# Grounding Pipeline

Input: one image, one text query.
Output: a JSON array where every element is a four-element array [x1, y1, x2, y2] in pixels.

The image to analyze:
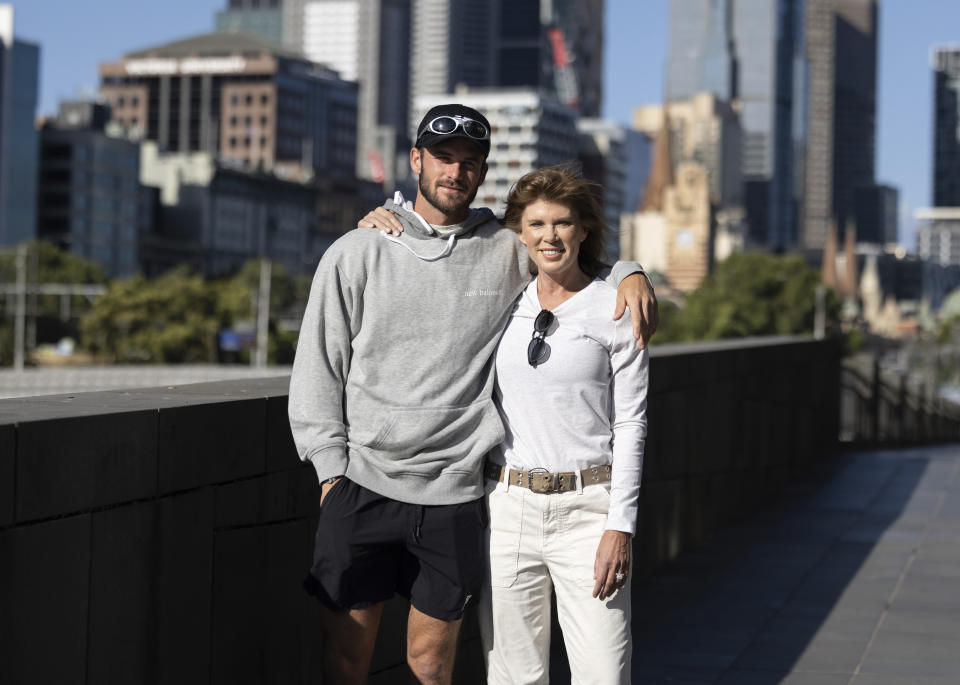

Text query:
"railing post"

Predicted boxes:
[[898, 373, 907, 443], [870, 356, 881, 444]]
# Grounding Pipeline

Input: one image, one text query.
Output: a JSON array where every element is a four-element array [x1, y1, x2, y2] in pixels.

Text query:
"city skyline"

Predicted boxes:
[[13, 0, 960, 248]]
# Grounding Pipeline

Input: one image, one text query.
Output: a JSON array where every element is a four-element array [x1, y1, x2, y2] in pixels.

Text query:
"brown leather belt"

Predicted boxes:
[[484, 461, 611, 494]]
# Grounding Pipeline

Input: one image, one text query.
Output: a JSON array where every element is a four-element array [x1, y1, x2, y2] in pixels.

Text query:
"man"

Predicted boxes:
[[289, 104, 657, 684]]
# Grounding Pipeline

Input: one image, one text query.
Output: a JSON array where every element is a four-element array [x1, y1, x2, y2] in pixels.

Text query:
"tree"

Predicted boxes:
[[0, 242, 108, 365], [655, 252, 839, 343], [81, 268, 220, 363], [79, 259, 303, 365]]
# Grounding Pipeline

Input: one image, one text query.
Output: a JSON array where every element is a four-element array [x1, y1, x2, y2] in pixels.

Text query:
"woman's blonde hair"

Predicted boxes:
[[502, 165, 610, 276]]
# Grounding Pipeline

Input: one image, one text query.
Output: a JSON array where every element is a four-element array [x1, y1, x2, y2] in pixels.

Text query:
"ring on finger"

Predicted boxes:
[[615, 572, 625, 582]]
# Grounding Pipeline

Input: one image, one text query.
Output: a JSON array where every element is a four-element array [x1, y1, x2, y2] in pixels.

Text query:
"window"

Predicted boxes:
[[229, 137, 237, 148], [245, 137, 251, 147], [131, 95, 139, 107], [260, 116, 267, 126], [260, 136, 267, 148], [245, 94, 253, 105], [245, 116, 252, 126], [261, 93, 269, 105], [231, 94, 239, 106], [230, 116, 237, 126], [117, 96, 125, 108]]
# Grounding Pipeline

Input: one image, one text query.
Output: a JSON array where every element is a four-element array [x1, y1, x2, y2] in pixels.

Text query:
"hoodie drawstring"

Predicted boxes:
[[411, 505, 424, 543], [382, 233, 456, 262]]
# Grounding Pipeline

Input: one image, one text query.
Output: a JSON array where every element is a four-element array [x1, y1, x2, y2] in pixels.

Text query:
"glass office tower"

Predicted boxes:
[[667, 0, 805, 249], [0, 6, 39, 247], [933, 47, 960, 207]]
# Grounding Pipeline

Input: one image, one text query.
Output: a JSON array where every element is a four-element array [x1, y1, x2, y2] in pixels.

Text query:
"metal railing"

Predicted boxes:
[[840, 352, 960, 444]]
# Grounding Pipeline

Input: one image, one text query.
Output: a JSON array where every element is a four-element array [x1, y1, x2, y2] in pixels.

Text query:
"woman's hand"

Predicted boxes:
[[592, 530, 631, 601], [357, 207, 404, 235]]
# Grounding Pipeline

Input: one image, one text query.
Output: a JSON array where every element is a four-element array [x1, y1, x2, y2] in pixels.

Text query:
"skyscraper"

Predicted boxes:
[[666, 0, 805, 250], [0, 5, 40, 247], [300, 0, 411, 185], [408, 0, 605, 132], [933, 47, 960, 207], [801, 0, 878, 250]]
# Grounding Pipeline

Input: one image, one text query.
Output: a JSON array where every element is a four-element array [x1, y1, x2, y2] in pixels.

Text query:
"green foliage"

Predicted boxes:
[[0, 242, 108, 365], [654, 252, 839, 343], [78, 259, 302, 365], [0, 241, 108, 285], [81, 268, 220, 363]]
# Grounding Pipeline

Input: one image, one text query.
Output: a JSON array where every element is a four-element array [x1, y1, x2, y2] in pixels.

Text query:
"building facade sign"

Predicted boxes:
[[124, 56, 247, 76]]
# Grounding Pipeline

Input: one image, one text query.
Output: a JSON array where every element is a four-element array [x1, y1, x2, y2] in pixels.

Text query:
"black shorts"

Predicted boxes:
[[304, 477, 486, 621]]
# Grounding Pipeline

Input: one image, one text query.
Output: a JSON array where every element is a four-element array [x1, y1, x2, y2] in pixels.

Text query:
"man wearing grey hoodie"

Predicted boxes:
[[289, 104, 657, 684]]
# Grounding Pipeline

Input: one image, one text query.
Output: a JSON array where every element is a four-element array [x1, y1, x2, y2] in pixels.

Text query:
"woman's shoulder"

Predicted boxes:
[[580, 278, 619, 310]]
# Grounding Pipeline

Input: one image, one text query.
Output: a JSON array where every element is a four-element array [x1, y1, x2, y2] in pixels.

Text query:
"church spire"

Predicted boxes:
[[639, 108, 673, 212]]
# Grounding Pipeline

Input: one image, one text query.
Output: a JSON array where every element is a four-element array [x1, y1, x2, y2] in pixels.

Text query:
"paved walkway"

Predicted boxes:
[[626, 445, 960, 685]]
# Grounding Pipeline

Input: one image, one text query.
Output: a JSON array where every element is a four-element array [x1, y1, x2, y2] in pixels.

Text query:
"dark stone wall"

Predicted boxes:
[[0, 337, 843, 684]]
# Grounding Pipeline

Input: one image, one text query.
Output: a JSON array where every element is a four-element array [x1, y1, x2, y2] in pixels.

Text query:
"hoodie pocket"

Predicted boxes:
[[374, 401, 501, 467], [346, 395, 499, 467]]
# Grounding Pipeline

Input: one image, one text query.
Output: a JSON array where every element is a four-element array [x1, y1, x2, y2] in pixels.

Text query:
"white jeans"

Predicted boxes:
[[479, 478, 632, 685]]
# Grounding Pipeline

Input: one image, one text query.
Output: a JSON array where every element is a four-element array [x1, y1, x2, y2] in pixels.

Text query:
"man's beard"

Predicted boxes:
[[419, 173, 479, 217]]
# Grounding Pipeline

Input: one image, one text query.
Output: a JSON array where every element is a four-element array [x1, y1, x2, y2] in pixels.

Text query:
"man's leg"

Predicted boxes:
[[320, 602, 385, 684], [406, 605, 461, 685]]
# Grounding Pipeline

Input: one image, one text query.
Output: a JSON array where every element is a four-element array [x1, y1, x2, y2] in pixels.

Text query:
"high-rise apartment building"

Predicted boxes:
[[409, 0, 604, 132], [666, 0, 805, 250], [0, 5, 40, 247], [802, 0, 878, 250], [299, 0, 411, 185], [932, 47, 960, 207], [98, 32, 358, 182]]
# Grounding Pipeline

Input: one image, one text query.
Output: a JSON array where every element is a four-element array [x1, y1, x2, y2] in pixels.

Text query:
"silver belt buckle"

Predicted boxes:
[[528, 471, 561, 494]]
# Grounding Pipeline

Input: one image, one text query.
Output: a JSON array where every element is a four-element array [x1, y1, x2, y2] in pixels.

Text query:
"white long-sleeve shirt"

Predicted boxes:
[[493, 278, 649, 534]]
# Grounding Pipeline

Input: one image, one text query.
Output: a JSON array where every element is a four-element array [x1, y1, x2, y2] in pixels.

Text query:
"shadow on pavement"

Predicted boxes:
[[548, 447, 948, 684]]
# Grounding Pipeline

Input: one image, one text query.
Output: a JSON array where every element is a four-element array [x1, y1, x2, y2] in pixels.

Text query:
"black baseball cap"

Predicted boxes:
[[415, 104, 491, 157]]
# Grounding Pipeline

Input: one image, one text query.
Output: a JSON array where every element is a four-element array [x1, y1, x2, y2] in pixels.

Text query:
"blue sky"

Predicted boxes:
[[14, 0, 960, 248]]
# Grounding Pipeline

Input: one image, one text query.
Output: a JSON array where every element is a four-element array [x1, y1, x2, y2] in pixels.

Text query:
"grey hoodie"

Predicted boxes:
[[288, 194, 640, 505]]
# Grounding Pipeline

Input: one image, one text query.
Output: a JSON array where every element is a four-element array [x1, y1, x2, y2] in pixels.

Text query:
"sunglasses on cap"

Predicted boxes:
[[424, 115, 490, 141]]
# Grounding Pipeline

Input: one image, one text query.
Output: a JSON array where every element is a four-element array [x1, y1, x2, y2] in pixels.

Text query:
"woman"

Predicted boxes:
[[480, 166, 648, 684]]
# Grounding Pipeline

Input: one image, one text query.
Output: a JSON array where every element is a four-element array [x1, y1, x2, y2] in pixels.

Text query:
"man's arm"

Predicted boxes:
[[288, 247, 360, 484], [358, 205, 659, 346]]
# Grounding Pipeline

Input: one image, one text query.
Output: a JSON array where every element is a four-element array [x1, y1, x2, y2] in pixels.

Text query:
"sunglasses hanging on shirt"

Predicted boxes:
[[527, 309, 555, 367]]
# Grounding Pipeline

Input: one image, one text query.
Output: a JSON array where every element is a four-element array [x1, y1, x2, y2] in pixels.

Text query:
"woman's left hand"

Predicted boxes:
[[593, 530, 632, 601]]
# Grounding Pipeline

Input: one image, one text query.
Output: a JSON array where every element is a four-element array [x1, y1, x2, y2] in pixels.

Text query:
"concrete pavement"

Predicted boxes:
[[624, 445, 960, 684]]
